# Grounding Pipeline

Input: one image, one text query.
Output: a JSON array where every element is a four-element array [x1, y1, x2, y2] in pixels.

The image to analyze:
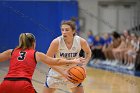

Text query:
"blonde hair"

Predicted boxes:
[[17, 33, 36, 50]]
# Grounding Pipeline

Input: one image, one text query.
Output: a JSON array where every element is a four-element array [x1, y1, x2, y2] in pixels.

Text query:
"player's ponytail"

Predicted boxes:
[[70, 17, 77, 36], [17, 33, 36, 50], [70, 17, 77, 23]]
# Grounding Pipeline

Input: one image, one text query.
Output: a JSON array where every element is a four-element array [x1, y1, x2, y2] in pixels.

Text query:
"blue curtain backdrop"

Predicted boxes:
[[0, 1, 79, 53]]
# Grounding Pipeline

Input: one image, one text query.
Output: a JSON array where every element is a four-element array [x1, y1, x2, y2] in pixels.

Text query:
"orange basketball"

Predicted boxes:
[[68, 66, 86, 84]]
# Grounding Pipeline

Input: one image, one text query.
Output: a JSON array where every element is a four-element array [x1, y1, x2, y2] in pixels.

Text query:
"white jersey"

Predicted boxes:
[[45, 35, 82, 88], [56, 35, 81, 60], [48, 35, 81, 77]]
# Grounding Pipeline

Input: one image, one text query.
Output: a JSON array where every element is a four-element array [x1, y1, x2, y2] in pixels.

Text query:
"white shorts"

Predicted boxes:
[[44, 67, 83, 89], [44, 75, 82, 89], [127, 50, 136, 58]]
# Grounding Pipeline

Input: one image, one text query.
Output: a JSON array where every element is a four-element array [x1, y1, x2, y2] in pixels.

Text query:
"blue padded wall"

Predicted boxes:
[[0, 1, 78, 53]]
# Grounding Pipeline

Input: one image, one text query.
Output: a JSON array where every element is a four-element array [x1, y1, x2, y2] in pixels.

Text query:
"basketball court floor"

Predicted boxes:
[[0, 61, 140, 93]]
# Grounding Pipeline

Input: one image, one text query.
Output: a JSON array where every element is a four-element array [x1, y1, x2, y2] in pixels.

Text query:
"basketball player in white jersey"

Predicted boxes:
[[43, 19, 91, 93]]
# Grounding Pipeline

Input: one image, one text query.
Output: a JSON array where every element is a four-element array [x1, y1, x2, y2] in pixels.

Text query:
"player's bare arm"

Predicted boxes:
[[0, 49, 12, 62], [46, 38, 59, 57], [36, 52, 82, 66], [80, 38, 91, 64]]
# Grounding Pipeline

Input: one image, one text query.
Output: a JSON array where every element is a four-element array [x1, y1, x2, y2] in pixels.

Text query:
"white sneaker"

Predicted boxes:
[[103, 60, 110, 65], [107, 60, 112, 65], [101, 60, 107, 64], [127, 64, 134, 70], [112, 60, 119, 66], [119, 64, 128, 69]]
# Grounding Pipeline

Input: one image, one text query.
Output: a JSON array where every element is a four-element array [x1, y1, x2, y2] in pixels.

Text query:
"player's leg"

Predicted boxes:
[[43, 87, 56, 93], [71, 86, 84, 93], [43, 76, 57, 93]]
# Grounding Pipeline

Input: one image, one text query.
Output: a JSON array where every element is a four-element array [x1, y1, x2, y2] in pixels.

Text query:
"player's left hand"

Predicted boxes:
[[73, 57, 86, 66]]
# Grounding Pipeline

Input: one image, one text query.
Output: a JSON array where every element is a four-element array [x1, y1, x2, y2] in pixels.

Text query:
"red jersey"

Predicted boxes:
[[5, 48, 37, 80]]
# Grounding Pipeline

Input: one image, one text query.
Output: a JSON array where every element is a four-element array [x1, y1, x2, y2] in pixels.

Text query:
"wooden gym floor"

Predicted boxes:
[[0, 61, 140, 93]]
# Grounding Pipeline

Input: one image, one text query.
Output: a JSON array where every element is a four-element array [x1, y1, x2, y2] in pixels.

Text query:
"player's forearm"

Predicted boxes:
[[54, 58, 76, 65], [0, 53, 7, 62], [0, 50, 11, 62], [0, 57, 8, 62], [84, 52, 91, 64], [38, 52, 77, 66]]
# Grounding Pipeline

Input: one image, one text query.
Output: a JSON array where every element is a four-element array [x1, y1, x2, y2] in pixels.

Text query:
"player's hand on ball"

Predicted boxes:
[[73, 58, 85, 66], [67, 66, 86, 84], [62, 71, 75, 83]]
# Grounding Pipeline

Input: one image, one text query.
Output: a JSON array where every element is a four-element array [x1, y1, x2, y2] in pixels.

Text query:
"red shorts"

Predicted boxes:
[[0, 80, 36, 93]]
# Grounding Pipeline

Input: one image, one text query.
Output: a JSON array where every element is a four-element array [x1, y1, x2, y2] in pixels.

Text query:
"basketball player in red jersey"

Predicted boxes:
[[0, 33, 84, 93]]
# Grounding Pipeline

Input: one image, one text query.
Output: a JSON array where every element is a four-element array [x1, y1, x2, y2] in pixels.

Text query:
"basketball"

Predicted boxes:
[[68, 66, 86, 84]]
